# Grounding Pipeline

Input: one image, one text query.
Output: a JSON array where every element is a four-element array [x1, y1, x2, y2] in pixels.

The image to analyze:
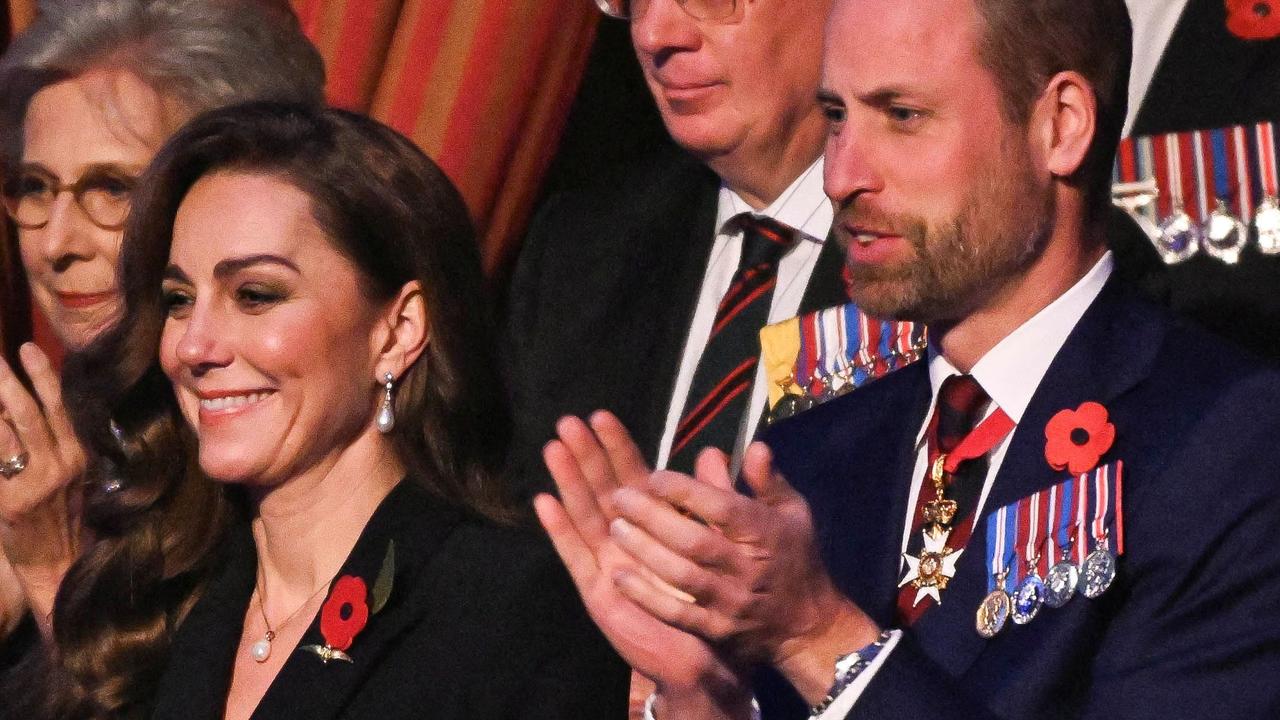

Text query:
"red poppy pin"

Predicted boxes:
[[1044, 401, 1115, 475], [302, 541, 396, 664], [1226, 0, 1280, 41]]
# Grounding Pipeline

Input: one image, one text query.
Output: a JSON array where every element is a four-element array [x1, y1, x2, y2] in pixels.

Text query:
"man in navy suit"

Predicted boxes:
[[536, 0, 1280, 717]]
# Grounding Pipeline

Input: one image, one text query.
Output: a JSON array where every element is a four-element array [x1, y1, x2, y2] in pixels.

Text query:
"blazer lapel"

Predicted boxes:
[[906, 280, 1166, 677], [632, 170, 722, 462], [151, 522, 257, 720], [798, 234, 849, 315], [797, 362, 932, 625], [1132, 0, 1273, 135], [250, 483, 464, 720]]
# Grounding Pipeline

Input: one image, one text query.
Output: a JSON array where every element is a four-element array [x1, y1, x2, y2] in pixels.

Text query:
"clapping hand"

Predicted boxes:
[[598, 438, 883, 704], [534, 412, 754, 719], [0, 343, 88, 636]]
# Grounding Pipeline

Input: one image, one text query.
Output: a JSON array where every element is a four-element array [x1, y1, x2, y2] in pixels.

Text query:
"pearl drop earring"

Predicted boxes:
[[377, 372, 396, 433]]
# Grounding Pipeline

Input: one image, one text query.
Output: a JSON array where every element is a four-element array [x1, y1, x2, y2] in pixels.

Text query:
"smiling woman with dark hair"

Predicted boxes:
[[28, 103, 627, 720], [0, 0, 326, 660]]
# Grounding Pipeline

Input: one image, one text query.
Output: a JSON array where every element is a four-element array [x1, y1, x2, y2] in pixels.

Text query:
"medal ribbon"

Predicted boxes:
[[1210, 128, 1233, 209], [1056, 476, 1075, 560], [940, 408, 1015, 475], [843, 308, 868, 385], [1074, 473, 1089, 565], [811, 310, 829, 395], [1257, 122, 1278, 199], [1114, 461, 1125, 556], [1091, 467, 1110, 552], [1192, 131, 1211, 221], [986, 504, 1006, 593], [821, 306, 843, 386], [1229, 127, 1254, 221], [796, 311, 820, 394], [1022, 488, 1043, 579]]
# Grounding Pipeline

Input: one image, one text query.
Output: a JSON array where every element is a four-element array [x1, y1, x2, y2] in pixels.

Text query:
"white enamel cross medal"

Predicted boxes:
[[898, 526, 963, 607]]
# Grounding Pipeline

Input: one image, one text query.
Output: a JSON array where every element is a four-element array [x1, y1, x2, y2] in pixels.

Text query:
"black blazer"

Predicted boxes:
[[756, 278, 1280, 718], [150, 482, 628, 720], [1109, 0, 1280, 360], [504, 148, 849, 495]]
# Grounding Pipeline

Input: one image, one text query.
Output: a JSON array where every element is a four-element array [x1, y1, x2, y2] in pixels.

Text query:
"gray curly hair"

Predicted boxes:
[[0, 0, 326, 167]]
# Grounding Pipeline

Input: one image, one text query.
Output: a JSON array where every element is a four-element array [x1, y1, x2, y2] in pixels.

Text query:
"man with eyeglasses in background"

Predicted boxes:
[[504, 0, 847, 712]]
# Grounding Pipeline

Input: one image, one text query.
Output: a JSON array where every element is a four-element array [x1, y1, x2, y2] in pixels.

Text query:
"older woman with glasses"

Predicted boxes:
[[0, 0, 324, 662]]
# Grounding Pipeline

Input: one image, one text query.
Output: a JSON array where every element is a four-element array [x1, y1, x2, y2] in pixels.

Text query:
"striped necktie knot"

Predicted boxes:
[[728, 213, 799, 271], [935, 374, 990, 454]]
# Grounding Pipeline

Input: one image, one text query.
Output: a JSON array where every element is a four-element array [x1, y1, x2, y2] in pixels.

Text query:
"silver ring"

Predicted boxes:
[[0, 452, 28, 478]]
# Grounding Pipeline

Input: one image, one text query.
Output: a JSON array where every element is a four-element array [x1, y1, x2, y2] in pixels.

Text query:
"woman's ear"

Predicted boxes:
[[1031, 70, 1098, 179], [373, 281, 429, 380]]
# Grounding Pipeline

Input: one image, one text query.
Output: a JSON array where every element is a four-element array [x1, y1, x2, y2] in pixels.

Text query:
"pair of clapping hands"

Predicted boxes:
[[533, 411, 882, 719]]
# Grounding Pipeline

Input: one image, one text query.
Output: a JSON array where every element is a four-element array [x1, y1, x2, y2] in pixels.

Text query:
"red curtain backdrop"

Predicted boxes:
[[3, 0, 598, 356]]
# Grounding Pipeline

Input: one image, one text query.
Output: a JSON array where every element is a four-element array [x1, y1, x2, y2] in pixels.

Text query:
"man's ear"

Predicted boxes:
[[372, 281, 429, 381], [1031, 70, 1098, 179]]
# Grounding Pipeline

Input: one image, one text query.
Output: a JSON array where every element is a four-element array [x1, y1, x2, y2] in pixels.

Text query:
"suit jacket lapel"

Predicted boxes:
[[798, 234, 850, 315], [791, 362, 932, 625], [250, 483, 463, 720], [152, 483, 465, 720], [630, 167, 721, 463], [151, 521, 257, 720], [906, 280, 1166, 677], [1132, 0, 1273, 135]]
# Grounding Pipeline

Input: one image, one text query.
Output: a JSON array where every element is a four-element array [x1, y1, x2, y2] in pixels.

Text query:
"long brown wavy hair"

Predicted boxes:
[[44, 103, 513, 718]]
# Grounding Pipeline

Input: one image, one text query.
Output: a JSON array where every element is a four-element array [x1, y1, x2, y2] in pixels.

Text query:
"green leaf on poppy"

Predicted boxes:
[[371, 540, 395, 614]]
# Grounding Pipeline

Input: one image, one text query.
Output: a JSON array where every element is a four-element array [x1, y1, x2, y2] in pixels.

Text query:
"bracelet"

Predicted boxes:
[[807, 629, 895, 718]]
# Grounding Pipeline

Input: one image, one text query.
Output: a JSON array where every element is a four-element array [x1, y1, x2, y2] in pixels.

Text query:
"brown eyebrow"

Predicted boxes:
[[213, 254, 300, 278], [816, 89, 844, 106], [18, 161, 149, 178], [162, 254, 300, 284]]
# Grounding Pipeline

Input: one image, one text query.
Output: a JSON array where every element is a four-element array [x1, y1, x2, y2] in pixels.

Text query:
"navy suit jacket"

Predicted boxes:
[[758, 279, 1280, 719]]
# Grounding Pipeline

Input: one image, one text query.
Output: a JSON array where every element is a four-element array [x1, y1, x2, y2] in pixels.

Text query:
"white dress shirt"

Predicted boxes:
[[654, 157, 832, 470], [818, 253, 1115, 718], [1123, 0, 1191, 136]]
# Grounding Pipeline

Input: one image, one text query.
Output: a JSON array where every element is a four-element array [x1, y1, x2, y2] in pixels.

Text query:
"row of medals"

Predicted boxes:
[[767, 341, 928, 425], [975, 532, 1117, 639], [1113, 182, 1280, 265]]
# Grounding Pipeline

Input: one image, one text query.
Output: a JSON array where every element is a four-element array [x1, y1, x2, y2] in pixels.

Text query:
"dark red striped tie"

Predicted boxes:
[[667, 213, 797, 474], [896, 374, 991, 625]]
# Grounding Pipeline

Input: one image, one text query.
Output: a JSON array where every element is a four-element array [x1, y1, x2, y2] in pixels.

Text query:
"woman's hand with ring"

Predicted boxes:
[[0, 342, 89, 637]]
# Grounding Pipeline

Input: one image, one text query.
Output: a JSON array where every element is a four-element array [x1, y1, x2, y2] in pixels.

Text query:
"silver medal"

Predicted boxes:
[[1256, 197, 1280, 255], [1202, 202, 1249, 265], [1044, 560, 1080, 609], [1010, 573, 1046, 625], [1156, 210, 1202, 264], [1080, 547, 1116, 599], [975, 589, 1011, 639]]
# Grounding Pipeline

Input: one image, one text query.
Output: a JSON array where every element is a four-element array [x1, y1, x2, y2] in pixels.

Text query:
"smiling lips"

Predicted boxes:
[[55, 290, 116, 310], [197, 390, 275, 419]]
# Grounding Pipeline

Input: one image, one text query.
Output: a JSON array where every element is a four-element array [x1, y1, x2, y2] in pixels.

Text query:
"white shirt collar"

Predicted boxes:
[[927, 252, 1115, 423], [715, 156, 830, 244]]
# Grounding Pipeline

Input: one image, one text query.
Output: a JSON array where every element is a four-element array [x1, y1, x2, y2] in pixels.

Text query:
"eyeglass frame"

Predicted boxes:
[[1, 164, 139, 232], [592, 0, 740, 23]]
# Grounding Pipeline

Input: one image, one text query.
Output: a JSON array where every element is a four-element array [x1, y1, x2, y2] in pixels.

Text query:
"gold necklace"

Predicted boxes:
[[249, 569, 336, 664]]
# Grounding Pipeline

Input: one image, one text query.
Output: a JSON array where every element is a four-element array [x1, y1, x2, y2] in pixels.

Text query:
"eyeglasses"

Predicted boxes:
[[593, 0, 739, 23], [2, 165, 138, 231]]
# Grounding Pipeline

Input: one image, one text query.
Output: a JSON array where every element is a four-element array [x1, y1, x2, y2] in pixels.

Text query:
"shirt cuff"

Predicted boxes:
[[814, 628, 903, 719]]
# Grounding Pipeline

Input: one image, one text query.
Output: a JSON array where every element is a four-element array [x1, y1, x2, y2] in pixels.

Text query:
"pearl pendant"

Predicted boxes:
[[251, 636, 272, 663], [376, 400, 395, 433]]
